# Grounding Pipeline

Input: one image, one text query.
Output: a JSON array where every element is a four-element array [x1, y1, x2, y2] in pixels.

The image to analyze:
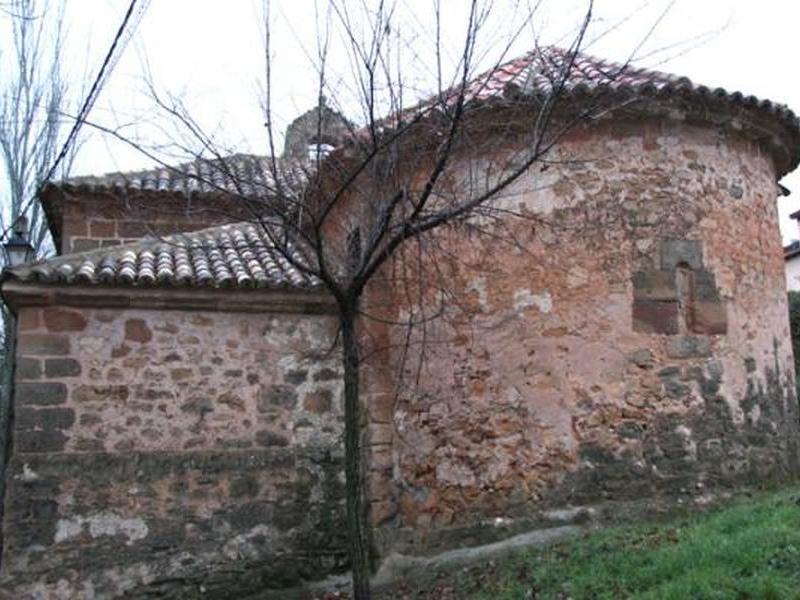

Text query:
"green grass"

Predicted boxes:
[[386, 486, 800, 599], [473, 487, 800, 600]]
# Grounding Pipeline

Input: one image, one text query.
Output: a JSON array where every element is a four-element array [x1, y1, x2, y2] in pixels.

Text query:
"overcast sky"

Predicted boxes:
[[27, 0, 800, 241]]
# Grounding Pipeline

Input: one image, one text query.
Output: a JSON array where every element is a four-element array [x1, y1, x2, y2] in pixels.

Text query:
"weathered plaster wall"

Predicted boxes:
[[1, 305, 347, 597], [374, 118, 800, 552], [785, 254, 800, 291]]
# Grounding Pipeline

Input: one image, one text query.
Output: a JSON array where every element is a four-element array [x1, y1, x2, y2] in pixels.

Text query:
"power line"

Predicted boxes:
[[1, 0, 149, 243]]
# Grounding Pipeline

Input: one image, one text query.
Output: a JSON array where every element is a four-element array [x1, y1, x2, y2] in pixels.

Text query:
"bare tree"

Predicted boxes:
[[0, 0, 77, 263], [82, 0, 680, 596], [0, 0, 82, 562]]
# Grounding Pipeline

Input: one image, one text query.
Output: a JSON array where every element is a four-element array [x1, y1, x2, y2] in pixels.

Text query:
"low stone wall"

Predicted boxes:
[[1, 304, 347, 598]]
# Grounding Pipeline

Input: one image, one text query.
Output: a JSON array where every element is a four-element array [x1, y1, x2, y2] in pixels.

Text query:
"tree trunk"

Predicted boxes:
[[340, 304, 371, 599]]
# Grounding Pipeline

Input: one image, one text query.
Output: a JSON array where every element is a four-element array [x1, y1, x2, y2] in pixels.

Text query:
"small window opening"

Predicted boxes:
[[308, 143, 335, 160], [675, 262, 694, 333]]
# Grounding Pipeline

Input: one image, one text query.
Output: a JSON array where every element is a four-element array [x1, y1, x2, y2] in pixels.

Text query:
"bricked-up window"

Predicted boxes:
[[632, 240, 727, 335], [675, 262, 694, 333]]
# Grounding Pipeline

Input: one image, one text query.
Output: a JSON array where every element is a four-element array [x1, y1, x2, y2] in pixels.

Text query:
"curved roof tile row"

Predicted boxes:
[[3, 223, 320, 290], [56, 154, 308, 197]]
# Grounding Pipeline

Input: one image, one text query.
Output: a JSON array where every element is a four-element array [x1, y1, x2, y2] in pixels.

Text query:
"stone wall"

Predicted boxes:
[[44, 190, 244, 254], [372, 117, 800, 553], [1, 304, 347, 598]]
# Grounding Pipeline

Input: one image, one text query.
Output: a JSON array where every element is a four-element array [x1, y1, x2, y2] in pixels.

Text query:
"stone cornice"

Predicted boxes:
[[1, 281, 338, 315]]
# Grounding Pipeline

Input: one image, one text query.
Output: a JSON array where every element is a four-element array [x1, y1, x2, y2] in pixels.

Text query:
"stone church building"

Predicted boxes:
[[1, 48, 799, 597]]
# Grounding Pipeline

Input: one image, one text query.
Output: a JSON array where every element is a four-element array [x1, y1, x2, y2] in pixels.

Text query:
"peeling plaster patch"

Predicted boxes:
[[78, 336, 106, 354], [435, 460, 477, 487], [514, 289, 552, 313], [567, 266, 589, 288], [222, 525, 275, 561], [542, 507, 596, 524], [467, 276, 489, 311], [54, 520, 82, 544], [55, 513, 148, 545], [19, 463, 38, 482]]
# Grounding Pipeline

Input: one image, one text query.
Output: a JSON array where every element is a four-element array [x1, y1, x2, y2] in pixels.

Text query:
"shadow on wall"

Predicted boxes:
[[788, 292, 800, 401]]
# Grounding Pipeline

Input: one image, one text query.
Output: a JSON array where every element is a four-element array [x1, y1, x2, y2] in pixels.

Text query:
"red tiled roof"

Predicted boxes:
[[53, 154, 307, 198], [462, 46, 692, 101], [2, 222, 319, 290], [437, 46, 796, 118]]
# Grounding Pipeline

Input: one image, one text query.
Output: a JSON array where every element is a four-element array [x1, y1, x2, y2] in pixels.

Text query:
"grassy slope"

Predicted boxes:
[[384, 486, 800, 600]]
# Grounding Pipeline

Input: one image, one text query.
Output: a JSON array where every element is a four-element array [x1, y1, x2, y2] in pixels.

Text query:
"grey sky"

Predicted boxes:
[[37, 0, 800, 241]]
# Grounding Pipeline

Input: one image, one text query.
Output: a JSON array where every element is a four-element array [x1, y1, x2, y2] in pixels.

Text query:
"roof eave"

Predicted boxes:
[[40, 183, 66, 253], [0, 280, 337, 315]]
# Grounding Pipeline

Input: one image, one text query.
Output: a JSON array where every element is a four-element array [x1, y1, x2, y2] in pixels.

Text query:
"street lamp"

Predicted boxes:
[[4, 216, 34, 268]]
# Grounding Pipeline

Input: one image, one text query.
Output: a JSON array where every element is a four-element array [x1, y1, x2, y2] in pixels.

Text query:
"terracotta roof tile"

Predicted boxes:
[[56, 153, 307, 198], [453, 46, 796, 118], [371, 47, 797, 151], [3, 222, 319, 290]]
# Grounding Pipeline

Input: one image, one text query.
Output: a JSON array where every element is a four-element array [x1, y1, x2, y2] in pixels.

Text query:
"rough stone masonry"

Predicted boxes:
[[1, 47, 800, 598], [372, 116, 800, 554], [1, 302, 348, 597]]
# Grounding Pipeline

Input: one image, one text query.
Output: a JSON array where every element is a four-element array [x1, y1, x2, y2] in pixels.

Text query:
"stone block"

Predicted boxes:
[[665, 335, 712, 359], [44, 358, 82, 378], [18, 309, 40, 331], [285, 369, 308, 384], [368, 423, 393, 446], [72, 238, 100, 252], [117, 221, 149, 237], [16, 382, 67, 406], [303, 389, 332, 414], [16, 357, 41, 380], [628, 349, 654, 368], [16, 429, 67, 453], [258, 385, 297, 411], [170, 368, 193, 381], [180, 397, 213, 415], [368, 393, 395, 423], [16, 407, 76, 431], [658, 366, 681, 378], [230, 476, 260, 498], [632, 299, 679, 334], [89, 220, 116, 237], [370, 499, 397, 525], [663, 379, 691, 399], [313, 367, 339, 381], [367, 472, 394, 501], [124, 319, 152, 343], [693, 270, 720, 302], [255, 430, 289, 447], [72, 384, 129, 403], [74, 437, 104, 452], [370, 446, 393, 471], [617, 421, 644, 439], [660, 239, 703, 270], [42, 308, 88, 332], [692, 301, 727, 335], [18, 334, 70, 356], [631, 270, 677, 301]]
